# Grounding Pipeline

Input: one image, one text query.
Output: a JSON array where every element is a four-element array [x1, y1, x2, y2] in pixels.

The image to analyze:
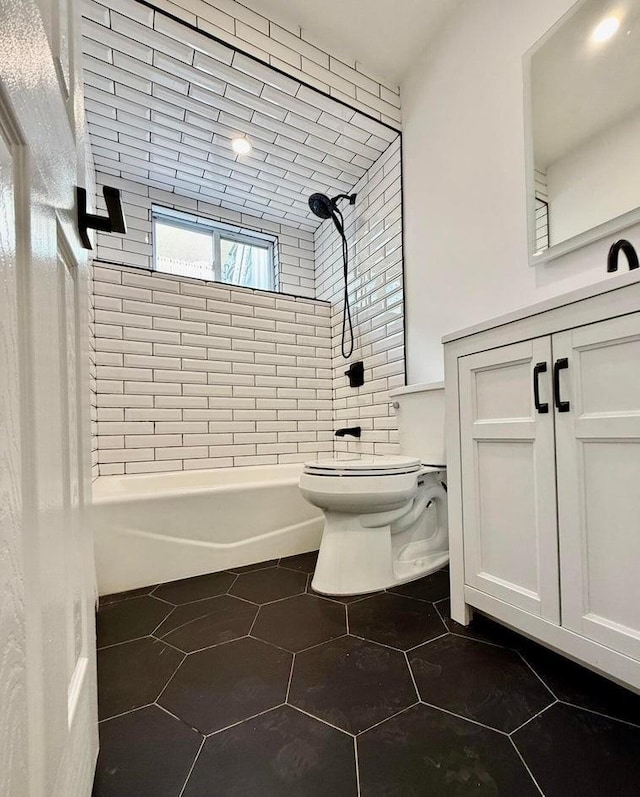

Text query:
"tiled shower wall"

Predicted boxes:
[[315, 138, 404, 456], [94, 172, 316, 297], [145, 0, 402, 128], [93, 263, 333, 474], [91, 139, 404, 474]]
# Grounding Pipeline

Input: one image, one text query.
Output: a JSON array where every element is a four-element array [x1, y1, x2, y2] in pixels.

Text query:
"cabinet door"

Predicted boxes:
[[554, 313, 640, 660], [459, 338, 559, 621]]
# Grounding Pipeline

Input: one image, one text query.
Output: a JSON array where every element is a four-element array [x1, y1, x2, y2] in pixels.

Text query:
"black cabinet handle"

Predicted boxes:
[[553, 358, 570, 412], [533, 362, 549, 413]]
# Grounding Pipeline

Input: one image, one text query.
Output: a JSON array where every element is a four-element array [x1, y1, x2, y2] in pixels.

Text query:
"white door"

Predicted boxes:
[[459, 338, 559, 621], [554, 313, 640, 661], [0, 0, 98, 794]]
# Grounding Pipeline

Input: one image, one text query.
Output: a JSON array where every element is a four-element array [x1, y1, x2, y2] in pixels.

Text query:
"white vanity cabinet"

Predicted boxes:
[[444, 272, 640, 691]]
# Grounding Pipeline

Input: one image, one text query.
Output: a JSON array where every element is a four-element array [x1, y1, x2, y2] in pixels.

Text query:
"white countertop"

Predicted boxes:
[[442, 269, 640, 344]]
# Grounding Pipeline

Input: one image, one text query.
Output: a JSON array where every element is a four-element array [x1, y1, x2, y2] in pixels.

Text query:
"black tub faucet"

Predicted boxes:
[[607, 239, 639, 272], [335, 426, 362, 438]]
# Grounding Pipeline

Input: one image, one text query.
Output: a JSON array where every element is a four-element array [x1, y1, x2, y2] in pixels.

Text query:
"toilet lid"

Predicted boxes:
[[304, 455, 422, 476]]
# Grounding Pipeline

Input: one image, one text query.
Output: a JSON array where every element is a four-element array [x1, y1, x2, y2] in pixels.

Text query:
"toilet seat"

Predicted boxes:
[[304, 455, 422, 477]]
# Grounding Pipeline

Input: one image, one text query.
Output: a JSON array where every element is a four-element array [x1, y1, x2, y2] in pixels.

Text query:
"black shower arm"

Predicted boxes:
[[332, 193, 357, 206]]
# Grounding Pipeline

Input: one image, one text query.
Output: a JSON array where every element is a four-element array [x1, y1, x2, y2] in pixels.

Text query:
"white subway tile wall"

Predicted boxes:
[[82, 0, 401, 128], [94, 171, 316, 297], [315, 139, 404, 456], [92, 262, 333, 473], [81, 0, 398, 234]]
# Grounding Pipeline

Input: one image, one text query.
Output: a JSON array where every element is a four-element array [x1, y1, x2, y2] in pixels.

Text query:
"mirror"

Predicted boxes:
[[525, 0, 640, 263]]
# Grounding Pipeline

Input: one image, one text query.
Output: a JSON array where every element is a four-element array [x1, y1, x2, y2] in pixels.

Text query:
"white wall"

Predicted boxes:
[[401, 0, 640, 383], [547, 107, 640, 245]]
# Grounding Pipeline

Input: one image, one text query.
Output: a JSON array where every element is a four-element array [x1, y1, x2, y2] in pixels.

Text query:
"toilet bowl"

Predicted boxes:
[[298, 383, 449, 595]]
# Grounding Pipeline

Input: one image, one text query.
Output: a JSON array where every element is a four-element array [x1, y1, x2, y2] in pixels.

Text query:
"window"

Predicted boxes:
[[152, 210, 275, 291]]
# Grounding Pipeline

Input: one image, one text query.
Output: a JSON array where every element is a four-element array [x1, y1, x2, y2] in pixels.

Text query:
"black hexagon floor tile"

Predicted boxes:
[[519, 641, 640, 726], [358, 704, 540, 797], [182, 705, 357, 797], [93, 705, 202, 797], [408, 634, 554, 733], [152, 571, 236, 604], [158, 636, 291, 734], [97, 595, 173, 648], [154, 594, 257, 653], [252, 593, 346, 652], [435, 599, 527, 650], [289, 636, 417, 734], [513, 702, 640, 797], [279, 550, 319, 573], [97, 637, 183, 721], [386, 567, 450, 603], [348, 592, 446, 650], [229, 566, 307, 604]]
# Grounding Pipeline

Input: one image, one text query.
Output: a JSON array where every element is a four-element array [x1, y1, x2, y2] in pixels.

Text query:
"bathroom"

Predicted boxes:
[[1, 0, 639, 794]]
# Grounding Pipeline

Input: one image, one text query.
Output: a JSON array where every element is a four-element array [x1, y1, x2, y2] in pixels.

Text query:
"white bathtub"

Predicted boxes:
[[92, 464, 323, 596]]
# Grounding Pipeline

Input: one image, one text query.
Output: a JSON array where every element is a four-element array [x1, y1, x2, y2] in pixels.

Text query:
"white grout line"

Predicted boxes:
[[419, 701, 511, 736], [404, 651, 421, 703], [557, 700, 640, 730], [97, 702, 155, 724], [97, 633, 152, 651], [287, 704, 356, 737], [178, 736, 206, 797], [151, 606, 177, 637], [353, 736, 362, 797], [356, 702, 419, 736], [154, 652, 188, 705], [509, 736, 546, 796], [204, 704, 285, 738], [508, 701, 558, 736], [154, 701, 202, 733], [404, 630, 450, 654], [516, 651, 558, 701], [247, 606, 261, 636], [285, 654, 295, 702]]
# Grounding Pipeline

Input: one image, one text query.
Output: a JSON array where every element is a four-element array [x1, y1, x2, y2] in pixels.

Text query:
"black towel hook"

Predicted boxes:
[[76, 185, 127, 250], [607, 239, 639, 273]]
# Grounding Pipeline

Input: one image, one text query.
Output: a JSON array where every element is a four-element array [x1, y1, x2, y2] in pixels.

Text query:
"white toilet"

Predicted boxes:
[[299, 382, 448, 595]]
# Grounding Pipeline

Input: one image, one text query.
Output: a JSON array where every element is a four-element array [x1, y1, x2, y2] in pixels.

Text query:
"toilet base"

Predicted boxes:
[[311, 549, 449, 596], [310, 480, 449, 596]]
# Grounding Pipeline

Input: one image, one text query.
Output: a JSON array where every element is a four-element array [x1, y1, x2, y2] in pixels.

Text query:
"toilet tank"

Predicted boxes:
[[389, 382, 445, 466]]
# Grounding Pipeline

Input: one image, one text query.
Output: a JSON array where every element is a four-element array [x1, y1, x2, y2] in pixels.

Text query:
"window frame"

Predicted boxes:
[[151, 209, 276, 291]]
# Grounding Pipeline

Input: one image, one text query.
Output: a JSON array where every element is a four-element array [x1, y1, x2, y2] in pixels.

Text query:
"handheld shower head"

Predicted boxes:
[[307, 190, 357, 360], [308, 192, 357, 220], [308, 192, 334, 220]]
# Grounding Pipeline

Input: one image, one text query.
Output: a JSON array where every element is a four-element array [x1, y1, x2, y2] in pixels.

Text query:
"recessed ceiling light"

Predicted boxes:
[[591, 15, 620, 43], [231, 137, 251, 155]]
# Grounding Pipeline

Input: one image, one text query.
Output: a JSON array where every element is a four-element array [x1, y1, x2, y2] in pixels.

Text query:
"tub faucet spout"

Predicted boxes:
[[335, 426, 361, 438]]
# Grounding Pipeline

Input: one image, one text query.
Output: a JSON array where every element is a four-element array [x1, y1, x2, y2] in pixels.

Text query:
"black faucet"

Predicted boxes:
[[607, 239, 639, 273], [335, 426, 362, 438]]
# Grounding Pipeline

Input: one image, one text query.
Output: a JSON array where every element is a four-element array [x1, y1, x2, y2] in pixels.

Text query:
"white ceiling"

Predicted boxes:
[[81, 0, 398, 231], [532, 0, 640, 168], [240, 0, 460, 85]]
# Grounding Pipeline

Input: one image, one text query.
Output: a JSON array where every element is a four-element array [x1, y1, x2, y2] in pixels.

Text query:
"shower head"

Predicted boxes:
[[308, 192, 357, 220], [308, 192, 334, 220]]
